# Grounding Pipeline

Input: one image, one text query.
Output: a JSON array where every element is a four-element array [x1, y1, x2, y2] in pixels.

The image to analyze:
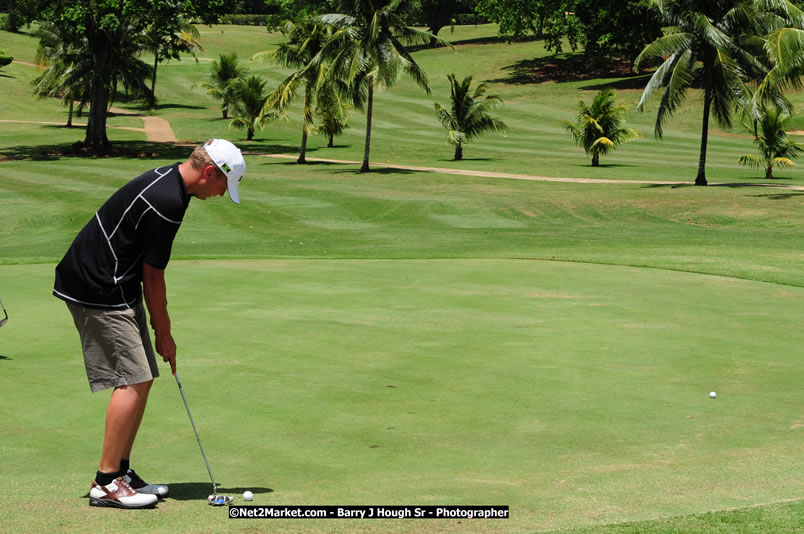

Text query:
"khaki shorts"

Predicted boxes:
[[66, 301, 160, 392]]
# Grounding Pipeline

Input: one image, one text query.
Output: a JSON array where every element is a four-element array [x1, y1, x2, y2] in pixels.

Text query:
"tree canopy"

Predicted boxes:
[[33, 0, 225, 151]]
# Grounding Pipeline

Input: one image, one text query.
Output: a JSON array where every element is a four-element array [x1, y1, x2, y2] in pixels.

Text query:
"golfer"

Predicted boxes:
[[53, 139, 245, 509]]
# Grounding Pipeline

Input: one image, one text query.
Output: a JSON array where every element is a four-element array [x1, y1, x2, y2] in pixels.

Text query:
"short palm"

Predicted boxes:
[[433, 73, 507, 161], [738, 105, 803, 179], [564, 88, 639, 167], [198, 52, 248, 119], [229, 75, 273, 141]]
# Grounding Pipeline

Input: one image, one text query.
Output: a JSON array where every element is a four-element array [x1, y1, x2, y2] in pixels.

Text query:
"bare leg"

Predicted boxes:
[[99, 380, 153, 474]]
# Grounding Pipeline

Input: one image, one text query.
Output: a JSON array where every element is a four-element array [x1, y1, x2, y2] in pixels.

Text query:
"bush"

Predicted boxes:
[[218, 14, 269, 26], [0, 49, 13, 68], [451, 13, 489, 25]]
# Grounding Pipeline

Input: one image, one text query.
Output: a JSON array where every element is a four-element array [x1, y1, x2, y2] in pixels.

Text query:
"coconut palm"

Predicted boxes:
[[32, 22, 91, 127], [319, 0, 446, 172], [197, 52, 248, 119], [257, 20, 332, 163], [433, 73, 508, 161], [229, 75, 275, 141], [314, 72, 350, 148], [563, 88, 640, 167], [738, 104, 803, 178], [635, 0, 804, 185]]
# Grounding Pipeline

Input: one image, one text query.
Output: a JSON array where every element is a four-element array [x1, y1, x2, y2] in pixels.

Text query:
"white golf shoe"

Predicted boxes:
[[125, 469, 170, 498], [89, 476, 158, 509]]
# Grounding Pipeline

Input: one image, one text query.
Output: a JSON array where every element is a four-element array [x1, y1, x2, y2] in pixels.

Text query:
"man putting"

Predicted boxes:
[[54, 139, 245, 509]]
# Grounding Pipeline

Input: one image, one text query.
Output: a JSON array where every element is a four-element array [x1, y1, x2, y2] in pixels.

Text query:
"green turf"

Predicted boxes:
[[2, 261, 803, 533], [1, 22, 803, 534]]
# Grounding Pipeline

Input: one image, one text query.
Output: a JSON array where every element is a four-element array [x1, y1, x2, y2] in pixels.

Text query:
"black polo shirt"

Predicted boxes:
[[54, 163, 190, 309]]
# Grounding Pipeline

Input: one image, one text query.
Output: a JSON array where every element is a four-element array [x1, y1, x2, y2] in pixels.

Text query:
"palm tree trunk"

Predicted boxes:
[[592, 151, 599, 167], [454, 143, 462, 160], [248, 126, 254, 141], [298, 86, 311, 164], [67, 99, 74, 127], [298, 127, 308, 163], [360, 80, 374, 173], [328, 134, 334, 148], [695, 85, 711, 186], [766, 165, 773, 179], [150, 52, 159, 109]]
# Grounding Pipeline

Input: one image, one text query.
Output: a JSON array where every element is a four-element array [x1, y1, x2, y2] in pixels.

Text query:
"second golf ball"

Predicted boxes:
[[243, 490, 254, 501], [709, 391, 717, 399]]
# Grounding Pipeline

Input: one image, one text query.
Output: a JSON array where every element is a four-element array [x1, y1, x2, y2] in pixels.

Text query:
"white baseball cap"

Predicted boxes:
[[203, 139, 245, 204]]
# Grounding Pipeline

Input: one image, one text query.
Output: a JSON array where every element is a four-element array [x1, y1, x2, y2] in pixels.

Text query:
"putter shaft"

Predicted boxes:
[[175, 373, 217, 495]]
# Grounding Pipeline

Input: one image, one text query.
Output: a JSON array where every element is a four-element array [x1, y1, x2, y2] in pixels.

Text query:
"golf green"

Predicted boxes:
[[1, 259, 801, 533]]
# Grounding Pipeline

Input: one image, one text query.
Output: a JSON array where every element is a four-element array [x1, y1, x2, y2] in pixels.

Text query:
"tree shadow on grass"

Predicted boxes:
[[435, 157, 498, 163], [327, 166, 418, 176], [487, 53, 646, 86], [407, 34, 540, 53], [752, 191, 804, 199], [0, 355, 11, 361], [643, 182, 804, 195], [0, 140, 300, 162]]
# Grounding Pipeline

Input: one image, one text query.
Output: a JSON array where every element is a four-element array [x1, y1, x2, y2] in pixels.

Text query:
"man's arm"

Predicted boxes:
[[143, 262, 176, 374]]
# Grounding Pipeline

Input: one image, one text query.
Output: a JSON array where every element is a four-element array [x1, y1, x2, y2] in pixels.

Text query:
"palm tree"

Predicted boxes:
[[32, 22, 91, 127], [197, 52, 248, 119], [433, 73, 508, 161], [563, 88, 640, 167], [319, 0, 446, 172], [314, 72, 350, 147], [229, 75, 275, 141], [635, 0, 804, 186], [738, 104, 803, 179], [257, 20, 332, 163], [635, 0, 759, 185]]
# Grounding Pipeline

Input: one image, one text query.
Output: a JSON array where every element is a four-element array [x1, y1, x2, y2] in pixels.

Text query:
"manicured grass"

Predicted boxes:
[[2, 260, 803, 533], [1, 22, 803, 534]]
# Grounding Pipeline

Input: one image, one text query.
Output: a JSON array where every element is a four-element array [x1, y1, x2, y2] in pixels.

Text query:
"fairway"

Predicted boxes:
[[1, 260, 803, 533], [2, 17, 804, 534]]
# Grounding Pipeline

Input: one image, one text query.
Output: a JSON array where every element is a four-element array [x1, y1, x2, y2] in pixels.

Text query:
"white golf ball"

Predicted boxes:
[[243, 490, 254, 501], [709, 391, 717, 399]]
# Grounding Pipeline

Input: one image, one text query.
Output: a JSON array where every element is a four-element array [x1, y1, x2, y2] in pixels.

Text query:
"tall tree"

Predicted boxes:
[[476, 0, 662, 64], [635, 0, 804, 185], [563, 88, 640, 166], [33, 0, 223, 152], [258, 20, 332, 163], [320, 0, 444, 172], [738, 104, 803, 179], [197, 52, 249, 119], [433, 73, 508, 160]]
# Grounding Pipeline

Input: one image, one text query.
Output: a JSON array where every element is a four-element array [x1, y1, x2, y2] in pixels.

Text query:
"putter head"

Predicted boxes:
[[208, 494, 233, 506]]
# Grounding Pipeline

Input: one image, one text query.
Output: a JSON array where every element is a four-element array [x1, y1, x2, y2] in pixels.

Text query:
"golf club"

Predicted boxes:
[[0, 298, 8, 327], [175, 372, 233, 506]]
